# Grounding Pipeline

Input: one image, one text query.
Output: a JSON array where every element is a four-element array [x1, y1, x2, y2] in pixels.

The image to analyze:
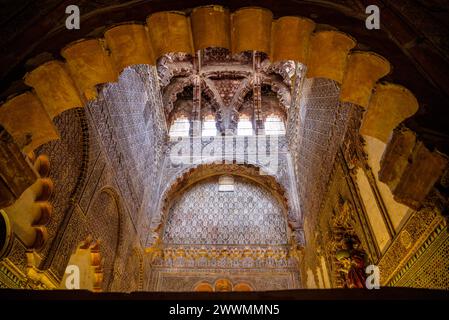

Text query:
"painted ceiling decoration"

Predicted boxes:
[[158, 49, 292, 135]]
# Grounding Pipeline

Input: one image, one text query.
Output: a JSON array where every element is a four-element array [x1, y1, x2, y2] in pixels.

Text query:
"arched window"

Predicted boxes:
[[202, 114, 217, 137], [169, 116, 190, 137], [237, 115, 253, 136], [264, 115, 286, 135]]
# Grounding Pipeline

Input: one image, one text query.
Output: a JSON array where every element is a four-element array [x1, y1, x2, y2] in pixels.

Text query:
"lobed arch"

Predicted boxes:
[[163, 76, 223, 124], [163, 76, 194, 117], [260, 75, 291, 111], [157, 52, 194, 88], [0, 5, 417, 158], [1, 5, 439, 212], [233, 74, 291, 115]]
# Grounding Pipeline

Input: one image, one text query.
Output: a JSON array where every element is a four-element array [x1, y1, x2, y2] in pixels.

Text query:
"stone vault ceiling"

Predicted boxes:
[[158, 49, 292, 133]]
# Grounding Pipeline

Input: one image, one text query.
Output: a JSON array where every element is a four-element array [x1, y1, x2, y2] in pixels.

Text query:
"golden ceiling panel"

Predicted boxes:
[[0, 5, 417, 156]]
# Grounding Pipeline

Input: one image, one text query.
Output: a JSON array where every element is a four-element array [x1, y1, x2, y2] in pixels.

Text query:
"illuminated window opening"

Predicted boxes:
[[265, 115, 286, 135], [237, 115, 253, 136], [218, 175, 234, 192], [169, 116, 190, 137], [202, 115, 217, 137]]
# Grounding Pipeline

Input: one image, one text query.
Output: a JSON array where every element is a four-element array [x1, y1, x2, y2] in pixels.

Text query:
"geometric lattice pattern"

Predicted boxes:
[[163, 177, 288, 246], [290, 78, 352, 221], [391, 221, 449, 289], [36, 108, 87, 260], [89, 65, 166, 241]]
